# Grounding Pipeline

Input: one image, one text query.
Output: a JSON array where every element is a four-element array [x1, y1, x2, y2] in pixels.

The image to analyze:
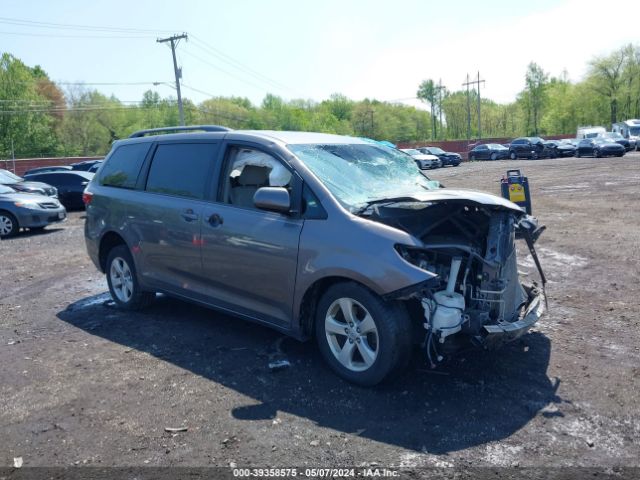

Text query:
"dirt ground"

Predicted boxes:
[[1, 154, 639, 475]]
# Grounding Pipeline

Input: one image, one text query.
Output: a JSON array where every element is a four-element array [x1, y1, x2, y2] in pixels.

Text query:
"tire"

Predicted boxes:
[[106, 245, 155, 310], [0, 211, 19, 238], [490, 153, 497, 161], [531, 152, 539, 160], [315, 282, 412, 386], [576, 151, 580, 158], [595, 149, 602, 158], [509, 151, 517, 160]]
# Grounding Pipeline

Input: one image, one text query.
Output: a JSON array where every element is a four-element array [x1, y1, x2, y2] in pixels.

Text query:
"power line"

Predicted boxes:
[[0, 16, 175, 34], [189, 35, 299, 96], [180, 48, 272, 94], [181, 83, 217, 98], [56, 81, 171, 86], [0, 30, 154, 39]]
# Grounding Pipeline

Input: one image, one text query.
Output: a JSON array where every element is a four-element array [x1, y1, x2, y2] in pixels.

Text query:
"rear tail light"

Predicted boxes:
[[82, 190, 94, 206]]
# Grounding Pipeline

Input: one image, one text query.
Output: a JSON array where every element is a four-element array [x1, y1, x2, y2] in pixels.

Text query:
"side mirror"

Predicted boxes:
[[253, 187, 291, 213]]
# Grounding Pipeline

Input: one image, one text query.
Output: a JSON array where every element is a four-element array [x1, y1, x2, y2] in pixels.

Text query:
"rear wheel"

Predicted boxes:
[[595, 149, 602, 158], [490, 153, 498, 161], [106, 245, 155, 310], [315, 282, 412, 386], [510, 151, 517, 160], [470, 153, 476, 161], [0, 211, 18, 238]]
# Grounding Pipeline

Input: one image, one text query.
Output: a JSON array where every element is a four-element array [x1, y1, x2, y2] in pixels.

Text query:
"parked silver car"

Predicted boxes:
[[0, 185, 66, 237], [84, 126, 546, 385]]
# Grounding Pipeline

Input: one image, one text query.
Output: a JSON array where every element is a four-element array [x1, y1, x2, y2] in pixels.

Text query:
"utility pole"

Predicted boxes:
[[157, 33, 188, 126], [462, 72, 485, 140], [437, 79, 444, 140], [464, 74, 471, 142]]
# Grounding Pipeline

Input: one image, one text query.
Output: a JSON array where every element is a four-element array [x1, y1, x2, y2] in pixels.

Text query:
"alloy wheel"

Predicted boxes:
[[109, 257, 134, 303], [324, 297, 379, 372]]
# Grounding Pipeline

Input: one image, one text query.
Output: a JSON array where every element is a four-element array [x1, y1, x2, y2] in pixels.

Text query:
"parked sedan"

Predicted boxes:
[[24, 165, 72, 176], [597, 132, 632, 151], [0, 169, 58, 197], [0, 184, 66, 237], [575, 138, 625, 158], [468, 143, 509, 161], [417, 146, 461, 166], [23, 171, 93, 209], [399, 148, 441, 169], [71, 160, 103, 171], [544, 140, 576, 158]]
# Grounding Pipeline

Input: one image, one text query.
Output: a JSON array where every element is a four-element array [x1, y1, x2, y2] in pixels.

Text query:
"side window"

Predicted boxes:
[[145, 143, 216, 199], [478, 145, 487, 150], [302, 184, 327, 219], [51, 174, 72, 185], [222, 147, 292, 210], [99, 143, 150, 188]]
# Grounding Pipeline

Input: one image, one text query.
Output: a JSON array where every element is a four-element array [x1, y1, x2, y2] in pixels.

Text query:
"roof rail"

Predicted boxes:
[[128, 125, 232, 138]]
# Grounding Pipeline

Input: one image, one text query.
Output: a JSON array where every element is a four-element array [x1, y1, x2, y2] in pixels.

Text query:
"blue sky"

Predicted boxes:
[[2, 0, 638, 109]]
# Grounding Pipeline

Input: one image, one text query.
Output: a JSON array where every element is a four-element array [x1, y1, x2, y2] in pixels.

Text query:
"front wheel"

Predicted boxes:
[[315, 282, 412, 386], [106, 245, 155, 310], [0, 211, 18, 238], [509, 151, 517, 160], [490, 153, 497, 161], [595, 149, 602, 158]]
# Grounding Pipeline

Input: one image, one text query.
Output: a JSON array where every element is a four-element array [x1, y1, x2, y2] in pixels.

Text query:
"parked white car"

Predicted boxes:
[[400, 148, 441, 169]]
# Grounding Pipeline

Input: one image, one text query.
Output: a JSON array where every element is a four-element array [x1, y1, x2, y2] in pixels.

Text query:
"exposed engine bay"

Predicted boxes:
[[359, 191, 547, 364]]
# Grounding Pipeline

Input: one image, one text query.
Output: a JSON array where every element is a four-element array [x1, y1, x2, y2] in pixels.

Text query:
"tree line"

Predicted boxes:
[[1, 44, 638, 158], [419, 44, 640, 140]]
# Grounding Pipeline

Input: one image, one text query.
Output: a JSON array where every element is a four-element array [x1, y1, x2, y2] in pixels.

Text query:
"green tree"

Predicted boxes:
[[524, 62, 548, 135], [0, 53, 60, 158], [417, 79, 438, 139], [588, 48, 625, 125]]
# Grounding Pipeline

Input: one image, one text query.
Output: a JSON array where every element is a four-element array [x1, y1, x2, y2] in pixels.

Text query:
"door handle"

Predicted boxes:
[[208, 213, 223, 227], [181, 209, 199, 222]]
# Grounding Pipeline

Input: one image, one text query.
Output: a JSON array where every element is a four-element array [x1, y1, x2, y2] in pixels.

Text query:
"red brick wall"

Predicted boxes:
[[398, 135, 573, 160], [1, 157, 104, 176]]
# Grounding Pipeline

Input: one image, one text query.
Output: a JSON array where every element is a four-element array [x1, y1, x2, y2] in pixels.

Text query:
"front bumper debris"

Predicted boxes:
[[482, 289, 545, 346]]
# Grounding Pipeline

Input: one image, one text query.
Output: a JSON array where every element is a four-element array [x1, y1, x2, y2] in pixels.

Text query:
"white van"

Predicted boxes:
[[577, 126, 606, 139]]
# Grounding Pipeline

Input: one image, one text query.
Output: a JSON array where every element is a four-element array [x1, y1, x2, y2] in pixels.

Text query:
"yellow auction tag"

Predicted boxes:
[[509, 184, 526, 202]]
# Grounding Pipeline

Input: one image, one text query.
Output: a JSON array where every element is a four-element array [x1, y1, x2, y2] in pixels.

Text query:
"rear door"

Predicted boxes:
[[199, 142, 303, 327], [130, 141, 219, 295]]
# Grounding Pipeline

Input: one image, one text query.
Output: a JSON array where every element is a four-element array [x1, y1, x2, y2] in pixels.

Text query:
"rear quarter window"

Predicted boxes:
[[99, 143, 151, 188]]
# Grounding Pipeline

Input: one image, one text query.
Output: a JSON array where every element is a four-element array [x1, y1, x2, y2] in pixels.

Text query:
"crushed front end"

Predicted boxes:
[[362, 190, 546, 363]]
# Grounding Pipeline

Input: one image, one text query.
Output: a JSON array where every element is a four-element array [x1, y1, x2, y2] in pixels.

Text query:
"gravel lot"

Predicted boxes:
[[1, 154, 639, 474]]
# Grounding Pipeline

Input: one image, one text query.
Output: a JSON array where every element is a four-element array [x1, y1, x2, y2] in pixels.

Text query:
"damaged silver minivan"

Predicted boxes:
[[84, 126, 546, 386]]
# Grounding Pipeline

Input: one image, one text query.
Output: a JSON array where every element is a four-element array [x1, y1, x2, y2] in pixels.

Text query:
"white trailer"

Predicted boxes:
[[612, 119, 640, 150]]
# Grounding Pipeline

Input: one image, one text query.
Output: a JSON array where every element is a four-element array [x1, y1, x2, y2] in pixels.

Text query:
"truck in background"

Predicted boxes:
[[612, 119, 640, 151], [577, 126, 606, 139]]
